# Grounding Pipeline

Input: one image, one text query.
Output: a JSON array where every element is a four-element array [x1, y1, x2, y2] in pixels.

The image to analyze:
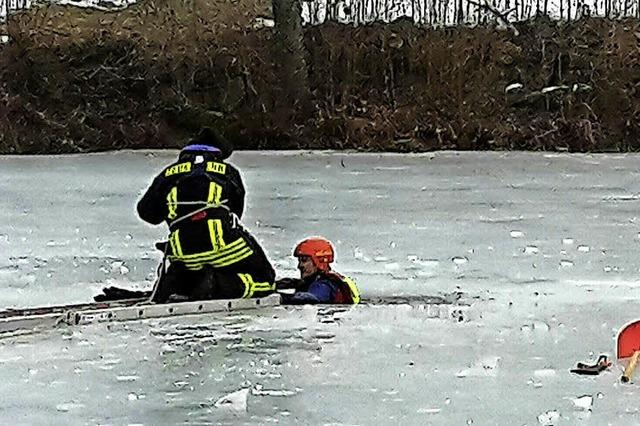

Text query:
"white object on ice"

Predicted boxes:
[[537, 410, 560, 425], [452, 256, 468, 265], [566, 394, 593, 411], [214, 388, 250, 411], [251, 384, 298, 397], [55, 402, 85, 412], [456, 356, 501, 377]]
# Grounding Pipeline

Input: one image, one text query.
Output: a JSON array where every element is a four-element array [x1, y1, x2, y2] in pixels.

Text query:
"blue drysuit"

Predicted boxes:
[[282, 275, 340, 304]]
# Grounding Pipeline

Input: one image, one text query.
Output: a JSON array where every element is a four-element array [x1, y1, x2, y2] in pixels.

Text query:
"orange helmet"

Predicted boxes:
[[294, 237, 335, 271]]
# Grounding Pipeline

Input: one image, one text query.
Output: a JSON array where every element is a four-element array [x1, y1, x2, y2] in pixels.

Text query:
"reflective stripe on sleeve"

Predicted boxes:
[[207, 219, 225, 252], [167, 187, 178, 220], [169, 229, 183, 257], [207, 182, 223, 206]]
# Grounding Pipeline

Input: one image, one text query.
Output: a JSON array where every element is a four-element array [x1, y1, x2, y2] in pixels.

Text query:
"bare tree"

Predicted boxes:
[[272, 0, 312, 117]]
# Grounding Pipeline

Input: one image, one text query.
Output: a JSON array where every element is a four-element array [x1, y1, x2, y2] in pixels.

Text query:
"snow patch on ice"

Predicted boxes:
[[568, 279, 640, 287], [214, 388, 250, 411], [565, 394, 593, 411], [456, 356, 501, 377], [56, 402, 85, 412], [252, 384, 299, 397], [116, 375, 139, 382], [417, 407, 442, 414], [533, 368, 556, 377], [537, 410, 560, 425]]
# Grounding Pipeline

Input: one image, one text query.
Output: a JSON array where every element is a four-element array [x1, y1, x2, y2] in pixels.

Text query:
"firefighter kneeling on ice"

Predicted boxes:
[[277, 237, 360, 304], [137, 127, 276, 303]]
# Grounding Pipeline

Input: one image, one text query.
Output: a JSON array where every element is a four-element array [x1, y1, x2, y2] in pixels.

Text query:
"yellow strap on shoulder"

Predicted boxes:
[[343, 276, 361, 304]]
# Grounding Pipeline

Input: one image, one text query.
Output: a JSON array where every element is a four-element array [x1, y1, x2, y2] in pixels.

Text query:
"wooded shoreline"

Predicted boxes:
[[1, 2, 638, 154]]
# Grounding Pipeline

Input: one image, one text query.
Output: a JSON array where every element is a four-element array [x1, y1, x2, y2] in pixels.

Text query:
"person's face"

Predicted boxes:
[[297, 255, 318, 279]]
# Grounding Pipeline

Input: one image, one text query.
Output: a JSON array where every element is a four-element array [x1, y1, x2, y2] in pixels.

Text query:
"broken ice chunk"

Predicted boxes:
[[214, 388, 250, 411], [566, 394, 593, 411], [537, 410, 560, 425]]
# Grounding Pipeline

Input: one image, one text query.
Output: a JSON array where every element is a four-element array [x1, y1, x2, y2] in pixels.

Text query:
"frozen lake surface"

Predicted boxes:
[[1, 150, 640, 425]]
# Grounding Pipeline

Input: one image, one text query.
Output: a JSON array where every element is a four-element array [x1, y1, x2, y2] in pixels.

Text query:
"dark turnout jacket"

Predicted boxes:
[[135, 150, 276, 301], [136, 151, 263, 271], [137, 151, 245, 226]]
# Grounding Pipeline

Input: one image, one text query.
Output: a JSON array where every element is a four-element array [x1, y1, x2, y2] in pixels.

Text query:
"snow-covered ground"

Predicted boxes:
[[1, 150, 640, 425]]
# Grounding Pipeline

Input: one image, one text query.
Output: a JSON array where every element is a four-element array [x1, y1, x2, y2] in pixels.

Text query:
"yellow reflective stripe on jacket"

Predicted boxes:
[[168, 237, 253, 270], [169, 229, 183, 257], [238, 273, 251, 297], [206, 162, 226, 174], [177, 246, 253, 269], [207, 182, 222, 206], [167, 217, 254, 270], [169, 244, 250, 264], [167, 187, 178, 220], [175, 237, 245, 260], [238, 273, 275, 298], [165, 162, 191, 177], [209, 247, 253, 267], [207, 219, 225, 251], [343, 275, 361, 304]]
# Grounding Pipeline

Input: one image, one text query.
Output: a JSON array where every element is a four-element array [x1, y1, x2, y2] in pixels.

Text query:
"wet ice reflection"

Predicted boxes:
[[0, 295, 479, 424], [4, 152, 640, 424]]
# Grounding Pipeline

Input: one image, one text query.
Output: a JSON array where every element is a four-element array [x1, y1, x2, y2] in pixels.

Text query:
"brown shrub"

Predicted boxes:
[[1, 4, 639, 153]]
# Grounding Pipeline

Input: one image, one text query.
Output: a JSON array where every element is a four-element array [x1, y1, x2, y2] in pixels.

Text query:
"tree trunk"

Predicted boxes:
[[272, 0, 312, 119]]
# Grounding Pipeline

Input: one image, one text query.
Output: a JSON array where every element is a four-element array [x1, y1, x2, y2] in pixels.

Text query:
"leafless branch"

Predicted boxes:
[[466, 0, 520, 35]]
